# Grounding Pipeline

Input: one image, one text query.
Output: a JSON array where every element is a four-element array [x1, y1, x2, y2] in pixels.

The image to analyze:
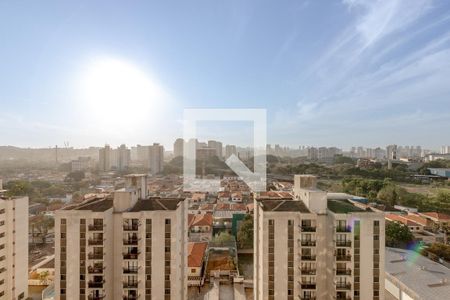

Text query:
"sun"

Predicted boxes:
[[80, 57, 167, 133]]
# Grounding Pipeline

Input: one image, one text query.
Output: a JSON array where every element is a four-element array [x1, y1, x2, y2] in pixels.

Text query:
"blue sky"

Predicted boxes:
[[0, 0, 449, 149]]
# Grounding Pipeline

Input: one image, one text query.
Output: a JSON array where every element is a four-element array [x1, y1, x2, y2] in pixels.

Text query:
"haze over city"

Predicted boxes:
[[1, 0, 450, 148]]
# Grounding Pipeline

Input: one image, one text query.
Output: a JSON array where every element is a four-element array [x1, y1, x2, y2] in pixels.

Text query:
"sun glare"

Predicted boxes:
[[80, 57, 167, 132]]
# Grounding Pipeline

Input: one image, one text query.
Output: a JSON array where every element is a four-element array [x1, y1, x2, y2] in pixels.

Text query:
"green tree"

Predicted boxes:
[[385, 221, 414, 248], [212, 232, 234, 246], [30, 215, 55, 244], [237, 215, 253, 249]]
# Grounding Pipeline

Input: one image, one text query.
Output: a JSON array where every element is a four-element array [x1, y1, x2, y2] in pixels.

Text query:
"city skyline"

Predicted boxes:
[[1, 0, 450, 148]]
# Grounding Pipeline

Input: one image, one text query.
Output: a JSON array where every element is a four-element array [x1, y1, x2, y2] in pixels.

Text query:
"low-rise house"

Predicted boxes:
[[386, 214, 424, 232], [188, 213, 213, 242], [187, 242, 208, 286], [418, 212, 450, 227]]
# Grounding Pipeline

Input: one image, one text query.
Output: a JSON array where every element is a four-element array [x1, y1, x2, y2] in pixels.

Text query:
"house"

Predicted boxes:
[[418, 212, 450, 227], [385, 214, 424, 232], [187, 242, 208, 286], [188, 213, 213, 242]]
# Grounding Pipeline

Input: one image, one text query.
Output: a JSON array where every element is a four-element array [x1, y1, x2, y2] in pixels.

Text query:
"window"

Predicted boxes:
[[191, 268, 196, 273]]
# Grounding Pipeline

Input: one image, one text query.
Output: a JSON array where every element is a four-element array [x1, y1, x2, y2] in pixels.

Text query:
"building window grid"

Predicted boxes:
[[268, 219, 275, 300], [287, 219, 294, 300], [145, 219, 152, 300], [353, 220, 360, 300], [164, 219, 171, 299], [60, 218, 67, 300], [373, 220, 380, 300]]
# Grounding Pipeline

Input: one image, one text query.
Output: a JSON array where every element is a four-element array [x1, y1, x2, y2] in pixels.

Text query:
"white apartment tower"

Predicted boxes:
[[255, 175, 385, 300], [55, 174, 187, 300], [173, 138, 184, 158], [0, 191, 29, 299], [148, 143, 164, 175]]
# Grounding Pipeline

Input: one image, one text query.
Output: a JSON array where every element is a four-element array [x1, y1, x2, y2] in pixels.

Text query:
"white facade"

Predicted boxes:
[[55, 174, 187, 300], [255, 175, 385, 300], [0, 194, 29, 299]]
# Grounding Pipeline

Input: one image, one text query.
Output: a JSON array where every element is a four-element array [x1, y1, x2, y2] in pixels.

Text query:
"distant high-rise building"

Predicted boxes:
[[173, 138, 184, 158], [386, 145, 397, 160], [225, 144, 237, 159], [254, 175, 385, 300], [116, 144, 131, 171], [441, 146, 450, 154], [54, 174, 188, 300], [307, 147, 319, 160], [0, 190, 29, 299], [148, 143, 164, 175], [207, 140, 223, 159], [99, 144, 111, 171]]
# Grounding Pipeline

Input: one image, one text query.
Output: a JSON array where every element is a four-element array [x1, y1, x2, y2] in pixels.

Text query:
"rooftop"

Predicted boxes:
[[385, 247, 450, 300], [129, 197, 184, 211], [327, 199, 366, 214], [74, 198, 113, 212], [258, 199, 311, 213], [188, 242, 208, 268]]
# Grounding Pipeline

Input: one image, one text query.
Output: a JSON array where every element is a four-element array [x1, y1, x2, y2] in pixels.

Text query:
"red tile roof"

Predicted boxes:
[[188, 213, 213, 227], [386, 214, 423, 227], [188, 242, 208, 268], [420, 212, 450, 221]]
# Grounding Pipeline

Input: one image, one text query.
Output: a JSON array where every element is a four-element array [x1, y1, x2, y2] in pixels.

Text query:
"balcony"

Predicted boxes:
[[122, 296, 139, 300], [335, 297, 352, 300], [336, 255, 351, 261], [299, 297, 316, 300], [299, 282, 316, 289], [300, 240, 316, 247], [300, 268, 316, 275], [300, 225, 316, 232], [336, 269, 351, 276], [335, 240, 351, 247], [88, 238, 104, 246], [88, 224, 104, 231], [88, 280, 105, 288], [123, 281, 138, 289], [300, 255, 316, 261], [335, 283, 351, 290], [123, 225, 139, 231], [123, 267, 139, 274], [88, 253, 104, 260], [88, 266, 105, 274], [336, 226, 351, 233], [123, 252, 140, 260], [123, 238, 139, 245], [88, 295, 106, 300]]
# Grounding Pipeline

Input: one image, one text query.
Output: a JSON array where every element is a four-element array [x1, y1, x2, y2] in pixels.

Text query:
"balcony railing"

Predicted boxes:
[[88, 238, 104, 246], [300, 225, 316, 232], [87, 266, 105, 274], [299, 297, 316, 300], [300, 268, 316, 275], [123, 252, 140, 260], [123, 281, 139, 288], [300, 240, 316, 247], [335, 297, 352, 300], [335, 283, 351, 290], [88, 224, 104, 231], [88, 280, 105, 288], [88, 295, 106, 300], [336, 255, 351, 261], [123, 267, 139, 274], [300, 255, 316, 261], [336, 226, 351, 233], [336, 269, 352, 276], [335, 240, 351, 247], [300, 282, 316, 289], [122, 296, 139, 300], [123, 239, 139, 245], [88, 253, 104, 260], [123, 225, 139, 231]]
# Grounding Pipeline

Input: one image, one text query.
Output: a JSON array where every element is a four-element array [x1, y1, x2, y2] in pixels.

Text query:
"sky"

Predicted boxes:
[[0, 0, 450, 150]]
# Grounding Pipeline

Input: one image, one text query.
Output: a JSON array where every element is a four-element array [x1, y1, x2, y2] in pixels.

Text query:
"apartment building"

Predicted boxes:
[[55, 174, 188, 300], [0, 192, 29, 299], [255, 175, 385, 300]]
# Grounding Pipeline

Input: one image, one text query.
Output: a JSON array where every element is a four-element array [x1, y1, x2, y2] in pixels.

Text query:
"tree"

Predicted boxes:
[[423, 243, 450, 262], [385, 221, 414, 248], [237, 215, 253, 249], [30, 215, 55, 244], [212, 232, 234, 246], [65, 171, 85, 182]]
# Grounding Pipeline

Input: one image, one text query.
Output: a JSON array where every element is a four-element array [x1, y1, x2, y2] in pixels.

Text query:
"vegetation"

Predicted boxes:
[[4, 180, 69, 204], [30, 215, 55, 244], [237, 215, 253, 249], [211, 232, 234, 246], [385, 222, 414, 248], [422, 243, 450, 262]]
